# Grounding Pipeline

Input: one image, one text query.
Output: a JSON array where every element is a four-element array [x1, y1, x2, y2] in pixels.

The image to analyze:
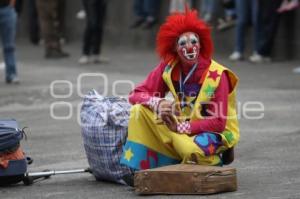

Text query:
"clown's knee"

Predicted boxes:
[[130, 104, 155, 120]]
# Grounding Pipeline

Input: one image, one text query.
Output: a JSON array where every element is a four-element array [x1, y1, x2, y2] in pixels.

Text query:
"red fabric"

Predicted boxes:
[[129, 59, 230, 134], [190, 72, 230, 134], [128, 62, 169, 105], [171, 58, 210, 82], [0, 148, 25, 169]]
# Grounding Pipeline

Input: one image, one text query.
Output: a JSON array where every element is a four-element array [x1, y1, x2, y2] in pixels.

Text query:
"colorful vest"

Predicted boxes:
[[162, 60, 240, 149]]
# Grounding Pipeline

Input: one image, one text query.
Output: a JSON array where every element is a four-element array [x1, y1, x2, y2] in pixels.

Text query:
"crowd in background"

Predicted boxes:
[[0, 0, 299, 84]]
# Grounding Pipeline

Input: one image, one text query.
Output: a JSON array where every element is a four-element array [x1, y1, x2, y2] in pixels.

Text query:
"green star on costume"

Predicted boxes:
[[223, 131, 234, 144], [204, 84, 215, 98]]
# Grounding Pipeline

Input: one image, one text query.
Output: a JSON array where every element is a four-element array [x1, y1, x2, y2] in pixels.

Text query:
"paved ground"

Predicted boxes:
[[0, 42, 300, 199]]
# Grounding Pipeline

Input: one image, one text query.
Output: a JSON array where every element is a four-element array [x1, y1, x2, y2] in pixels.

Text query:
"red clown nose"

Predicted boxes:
[[187, 47, 194, 53]]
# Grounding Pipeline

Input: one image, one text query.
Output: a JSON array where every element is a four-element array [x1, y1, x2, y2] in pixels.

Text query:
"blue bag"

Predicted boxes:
[[0, 119, 24, 152], [0, 119, 29, 186]]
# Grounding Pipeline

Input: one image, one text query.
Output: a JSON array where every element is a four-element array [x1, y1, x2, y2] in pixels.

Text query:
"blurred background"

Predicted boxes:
[[15, 0, 300, 60]]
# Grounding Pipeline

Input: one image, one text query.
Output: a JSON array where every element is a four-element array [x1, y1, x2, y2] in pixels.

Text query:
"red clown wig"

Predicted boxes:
[[156, 8, 213, 63]]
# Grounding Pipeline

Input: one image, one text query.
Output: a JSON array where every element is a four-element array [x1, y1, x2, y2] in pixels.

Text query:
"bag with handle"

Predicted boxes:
[[134, 164, 237, 195], [80, 90, 133, 184]]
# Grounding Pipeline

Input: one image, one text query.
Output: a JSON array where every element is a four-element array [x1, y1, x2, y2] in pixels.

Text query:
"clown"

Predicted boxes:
[[120, 8, 239, 171]]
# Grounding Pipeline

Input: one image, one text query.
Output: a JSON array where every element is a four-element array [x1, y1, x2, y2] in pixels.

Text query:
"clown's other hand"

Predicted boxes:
[[158, 99, 181, 116], [146, 97, 165, 113], [157, 99, 173, 115]]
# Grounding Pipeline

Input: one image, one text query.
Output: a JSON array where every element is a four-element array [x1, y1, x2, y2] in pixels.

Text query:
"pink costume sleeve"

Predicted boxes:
[[128, 62, 169, 105], [190, 72, 231, 134]]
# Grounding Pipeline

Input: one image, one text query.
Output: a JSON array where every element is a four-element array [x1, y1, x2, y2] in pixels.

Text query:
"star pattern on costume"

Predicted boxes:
[[204, 84, 215, 98], [208, 70, 220, 82], [224, 131, 234, 144], [124, 148, 134, 162]]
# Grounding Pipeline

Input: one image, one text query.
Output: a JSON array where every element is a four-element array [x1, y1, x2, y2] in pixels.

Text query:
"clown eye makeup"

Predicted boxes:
[[190, 34, 199, 44], [191, 39, 198, 44], [178, 36, 188, 46]]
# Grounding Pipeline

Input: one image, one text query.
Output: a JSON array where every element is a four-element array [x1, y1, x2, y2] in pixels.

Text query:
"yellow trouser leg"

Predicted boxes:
[[171, 133, 222, 165], [128, 105, 221, 165], [128, 104, 179, 159]]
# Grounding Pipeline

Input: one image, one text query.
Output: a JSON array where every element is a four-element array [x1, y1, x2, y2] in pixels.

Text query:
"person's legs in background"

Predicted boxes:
[[80, 0, 108, 64], [250, 0, 283, 63], [142, 0, 160, 29], [248, 0, 264, 61], [15, 0, 23, 16], [57, 0, 66, 45], [229, 0, 250, 61], [28, 0, 40, 45], [130, 0, 146, 28], [79, 0, 93, 64], [0, 6, 19, 83], [36, 0, 69, 59], [200, 0, 215, 23], [91, 0, 108, 63], [200, 0, 208, 20], [217, 1, 236, 31]]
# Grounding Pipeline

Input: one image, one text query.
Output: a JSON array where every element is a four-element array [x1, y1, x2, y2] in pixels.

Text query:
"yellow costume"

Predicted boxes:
[[120, 60, 239, 170]]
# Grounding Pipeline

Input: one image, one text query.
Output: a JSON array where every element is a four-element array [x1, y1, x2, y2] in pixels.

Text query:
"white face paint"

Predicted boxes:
[[176, 32, 200, 64], [181, 47, 198, 60]]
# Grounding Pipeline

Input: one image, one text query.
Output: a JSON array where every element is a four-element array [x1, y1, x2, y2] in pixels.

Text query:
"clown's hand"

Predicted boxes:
[[158, 99, 182, 123], [146, 97, 181, 115], [157, 99, 173, 115], [161, 112, 177, 132], [158, 99, 180, 116], [146, 97, 170, 113]]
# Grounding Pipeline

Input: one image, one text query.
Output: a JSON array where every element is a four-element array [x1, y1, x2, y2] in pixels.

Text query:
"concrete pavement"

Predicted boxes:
[[0, 42, 300, 199]]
